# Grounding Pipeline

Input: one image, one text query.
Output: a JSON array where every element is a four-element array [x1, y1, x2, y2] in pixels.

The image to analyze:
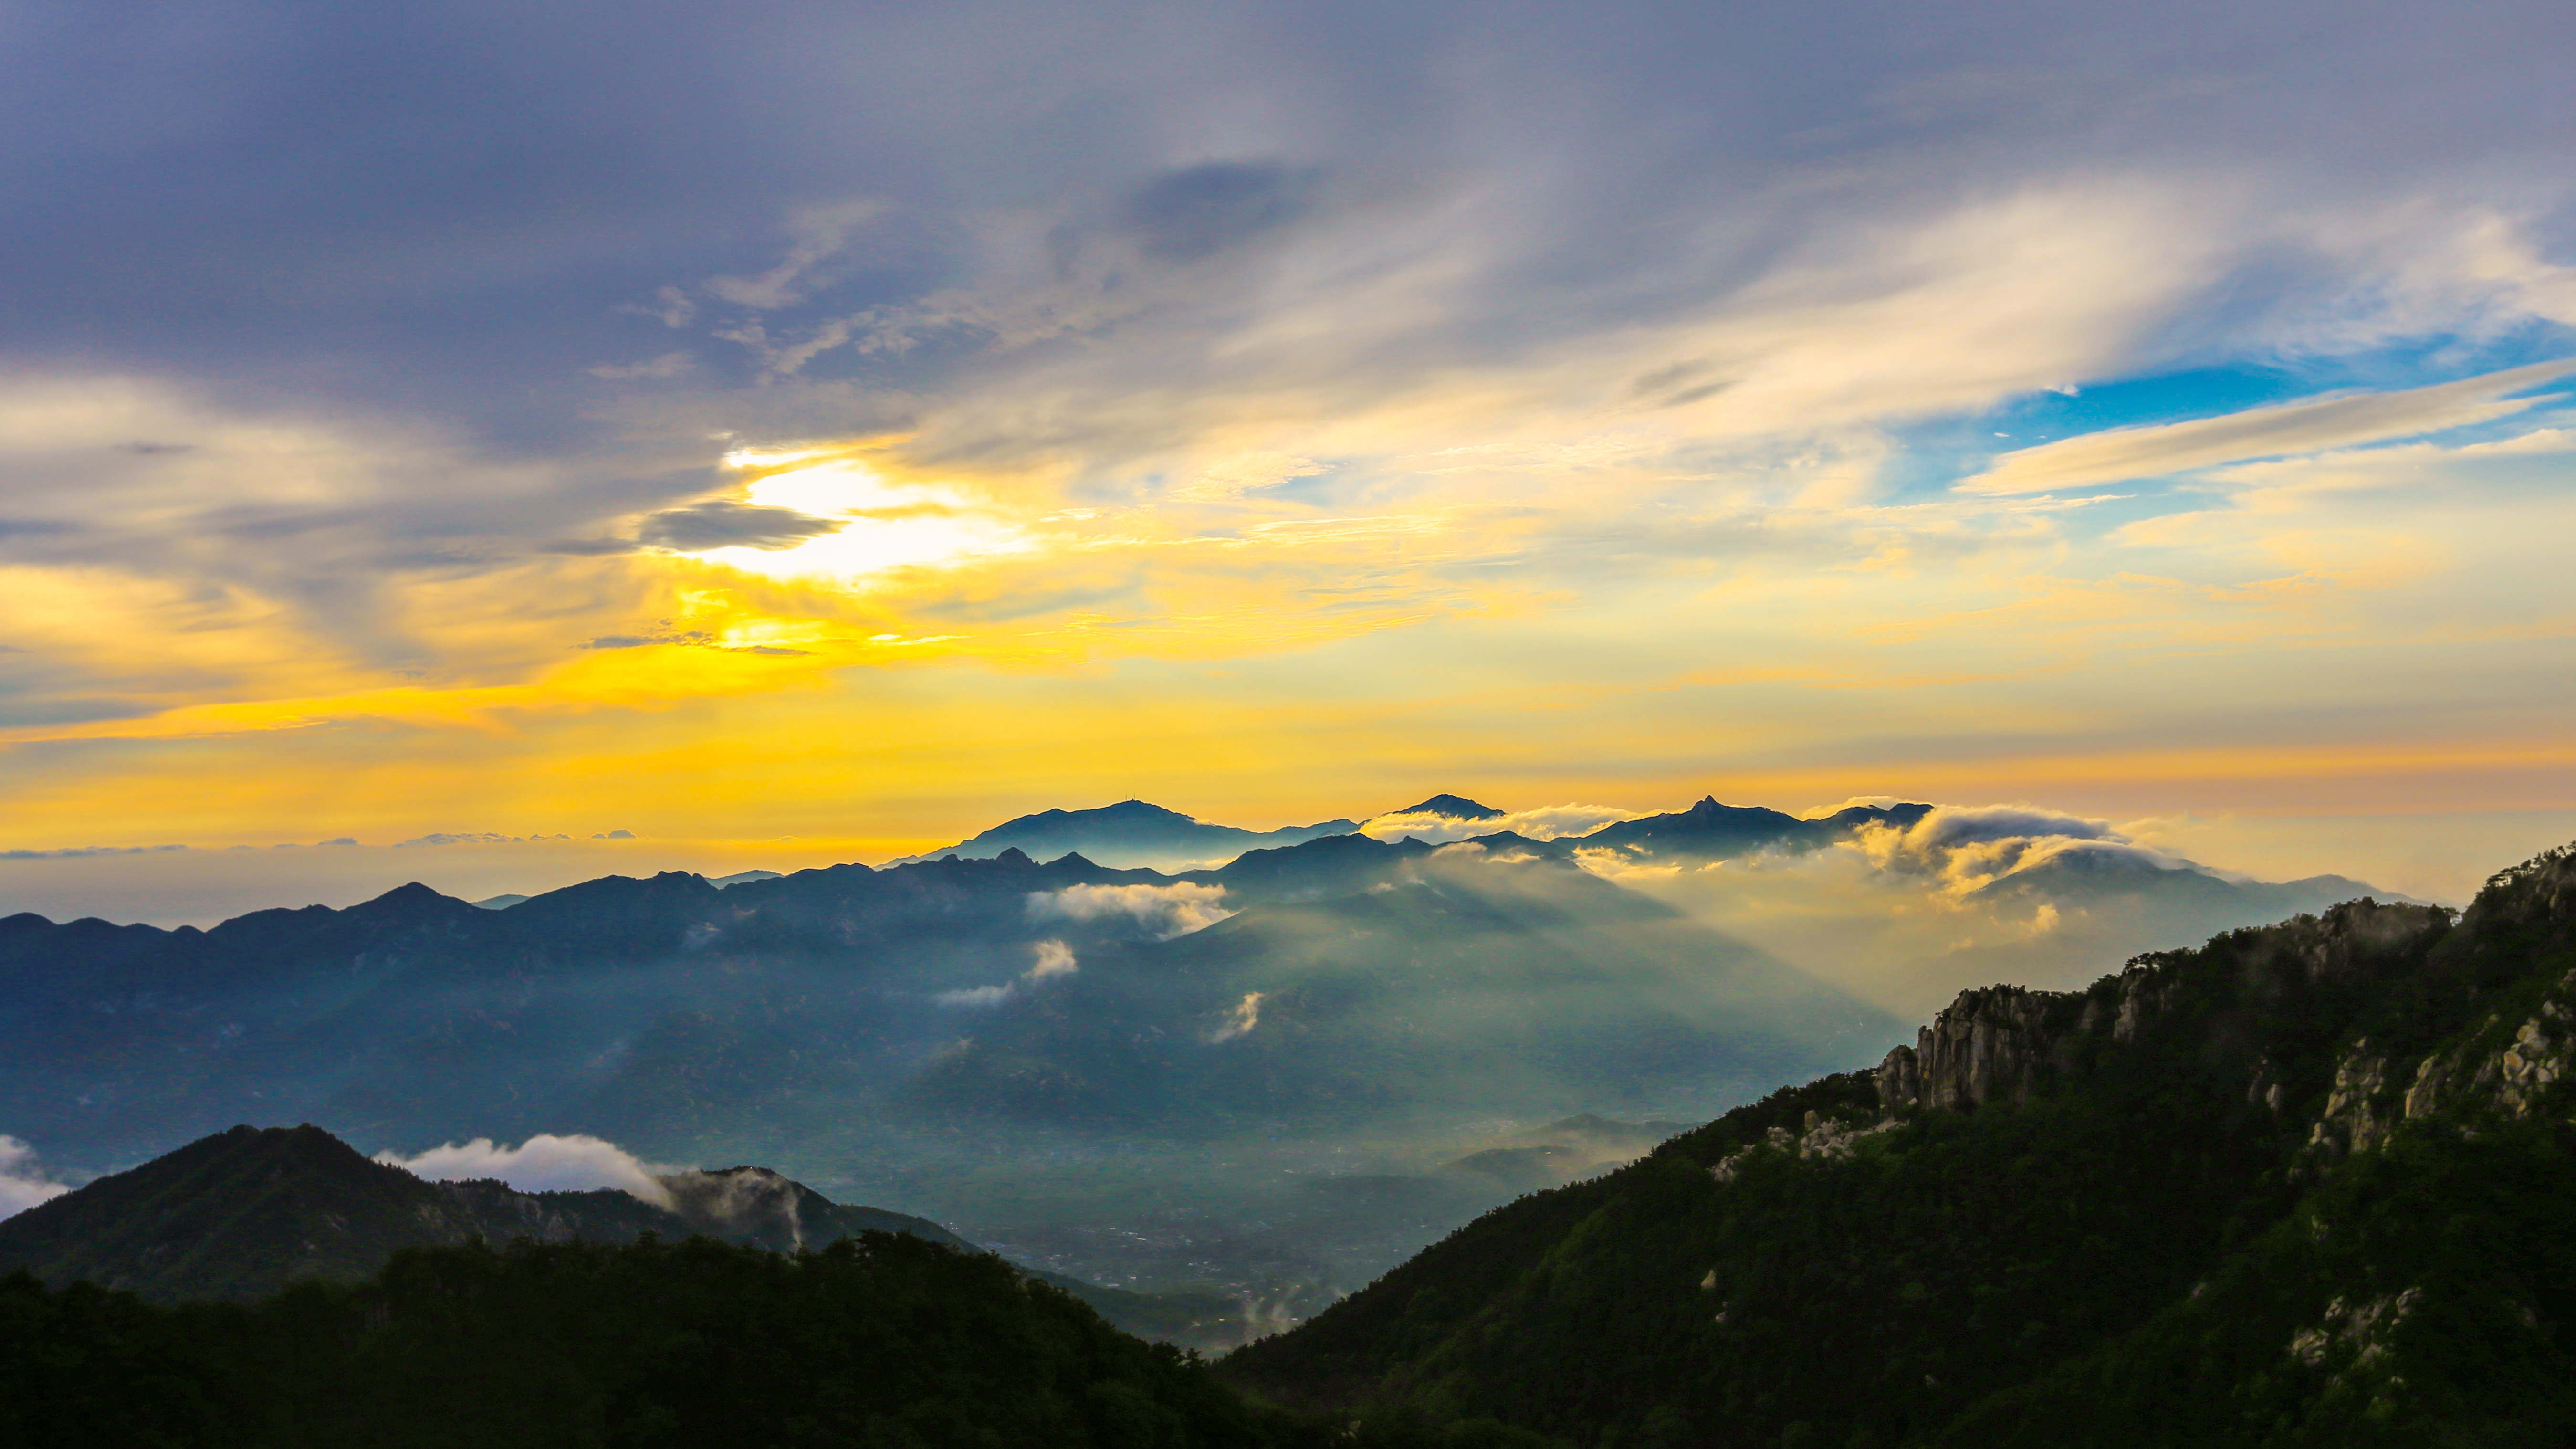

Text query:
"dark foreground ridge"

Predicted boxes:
[[1226, 842, 2576, 1447], [0, 1232, 1290, 1449]]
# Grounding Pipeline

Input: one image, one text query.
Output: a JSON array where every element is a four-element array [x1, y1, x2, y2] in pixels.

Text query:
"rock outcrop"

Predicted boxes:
[[1874, 898, 2458, 1127], [1874, 985, 2073, 1111]]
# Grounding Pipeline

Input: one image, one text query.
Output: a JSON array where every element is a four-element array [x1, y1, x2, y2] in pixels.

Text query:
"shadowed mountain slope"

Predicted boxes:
[[1224, 842, 2576, 1447]]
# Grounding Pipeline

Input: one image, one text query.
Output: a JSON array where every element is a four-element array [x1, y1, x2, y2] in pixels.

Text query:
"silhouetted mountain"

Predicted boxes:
[[1379, 795, 1505, 820], [1225, 841, 2576, 1446], [706, 869, 783, 888], [900, 799, 1359, 869], [1577, 795, 1933, 860]]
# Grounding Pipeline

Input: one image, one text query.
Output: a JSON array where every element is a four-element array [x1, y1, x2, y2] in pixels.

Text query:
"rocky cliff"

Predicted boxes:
[[1874, 894, 2459, 1118]]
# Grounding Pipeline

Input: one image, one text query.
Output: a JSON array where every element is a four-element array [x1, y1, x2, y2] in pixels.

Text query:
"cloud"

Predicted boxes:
[[375, 1134, 676, 1208], [1568, 799, 2289, 1016], [397, 832, 576, 847], [0, 1135, 70, 1220], [1027, 937, 1079, 978], [0, 842, 188, 860], [1361, 803, 1642, 845], [1, 0, 2573, 896], [934, 982, 1015, 1008], [707, 200, 888, 310], [1851, 804, 2181, 895], [1123, 161, 1313, 263], [1208, 990, 1265, 1043], [636, 500, 844, 552], [585, 352, 694, 381], [935, 937, 1081, 1008], [1025, 882, 1235, 939], [1958, 357, 2576, 496]]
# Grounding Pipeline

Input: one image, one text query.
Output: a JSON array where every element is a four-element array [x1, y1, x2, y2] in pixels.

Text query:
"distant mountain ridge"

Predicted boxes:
[[0, 831, 1895, 1173], [1578, 796, 1933, 859], [896, 799, 1360, 868]]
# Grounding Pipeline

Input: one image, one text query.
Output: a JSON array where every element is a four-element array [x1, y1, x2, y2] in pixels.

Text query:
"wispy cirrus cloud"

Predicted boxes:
[[1958, 357, 2576, 496]]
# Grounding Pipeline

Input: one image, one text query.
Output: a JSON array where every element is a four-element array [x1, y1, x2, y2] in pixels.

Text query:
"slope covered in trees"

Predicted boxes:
[[0, 1232, 1267, 1449], [1225, 844, 2576, 1446], [1, 1230, 1587, 1449]]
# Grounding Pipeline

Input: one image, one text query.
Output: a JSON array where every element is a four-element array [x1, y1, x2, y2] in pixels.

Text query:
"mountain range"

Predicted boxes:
[[0, 790, 2402, 1315], [9, 833, 2571, 1442]]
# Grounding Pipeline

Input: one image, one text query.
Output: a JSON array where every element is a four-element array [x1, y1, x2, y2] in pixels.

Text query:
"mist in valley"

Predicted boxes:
[[0, 795, 2406, 1334]]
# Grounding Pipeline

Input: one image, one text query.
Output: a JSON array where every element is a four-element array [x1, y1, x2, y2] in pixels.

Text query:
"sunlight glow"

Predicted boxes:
[[684, 459, 1039, 583]]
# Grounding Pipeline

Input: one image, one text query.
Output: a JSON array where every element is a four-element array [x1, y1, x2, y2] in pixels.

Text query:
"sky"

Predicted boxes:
[[6, 0, 2576, 923]]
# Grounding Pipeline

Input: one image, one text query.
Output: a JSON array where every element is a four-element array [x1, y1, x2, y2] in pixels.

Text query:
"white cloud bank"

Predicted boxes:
[[1852, 804, 2185, 895], [1026, 882, 1235, 938], [1575, 803, 2223, 1015], [0, 1135, 70, 1220], [376, 1132, 677, 1208]]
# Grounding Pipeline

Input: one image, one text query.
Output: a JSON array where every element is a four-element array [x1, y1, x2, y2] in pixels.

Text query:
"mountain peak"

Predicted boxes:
[[904, 799, 1353, 869], [1385, 794, 1504, 820], [354, 881, 467, 915]]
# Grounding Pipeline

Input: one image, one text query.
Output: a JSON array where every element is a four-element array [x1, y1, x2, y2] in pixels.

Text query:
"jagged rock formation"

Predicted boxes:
[[1874, 895, 2456, 1116]]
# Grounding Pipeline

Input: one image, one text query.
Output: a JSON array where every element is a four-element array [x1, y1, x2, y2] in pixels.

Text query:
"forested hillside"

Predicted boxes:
[[0, 1233, 1267, 1449], [1225, 844, 2576, 1447]]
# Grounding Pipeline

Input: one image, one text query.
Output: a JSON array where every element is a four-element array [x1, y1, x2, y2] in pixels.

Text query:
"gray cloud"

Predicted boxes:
[[634, 500, 844, 552], [1124, 161, 1314, 262], [0, 1135, 70, 1220]]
